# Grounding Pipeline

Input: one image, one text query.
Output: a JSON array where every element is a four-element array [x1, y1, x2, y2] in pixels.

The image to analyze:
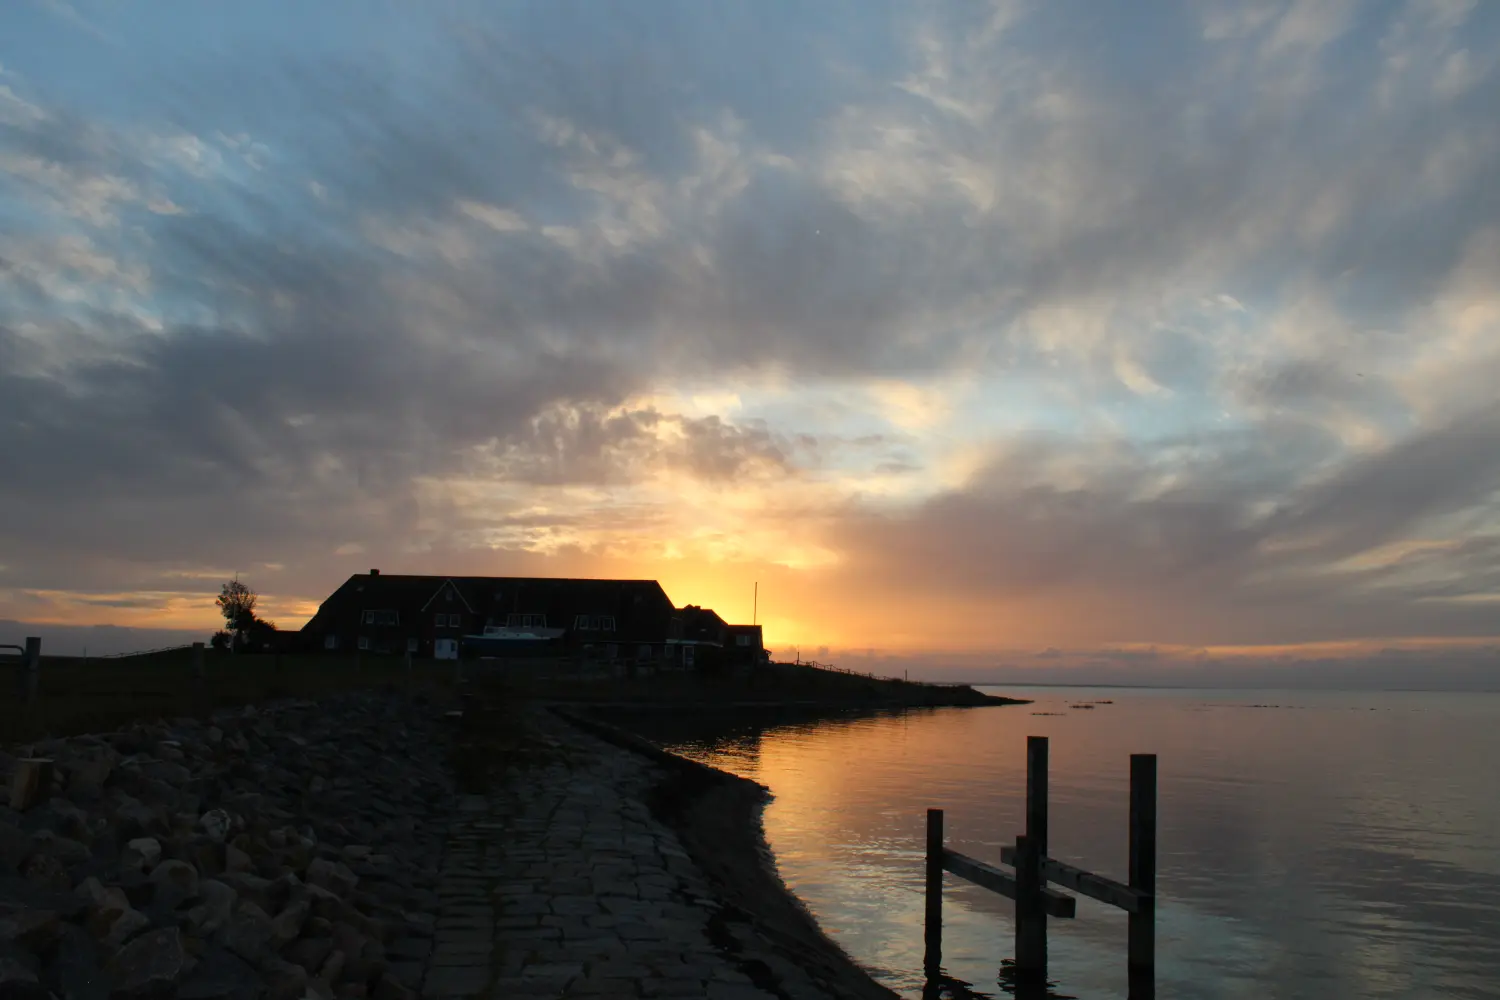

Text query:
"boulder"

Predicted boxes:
[[258, 958, 307, 1000], [54, 921, 108, 1000], [304, 860, 357, 899], [175, 946, 261, 1000], [224, 845, 253, 874], [185, 880, 237, 939], [121, 838, 162, 873], [30, 830, 91, 867], [0, 955, 46, 1000], [199, 810, 232, 845], [20, 853, 70, 891], [104, 926, 189, 999], [268, 896, 309, 952], [148, 859, 200, 910], [0, 824, 33, 874], [0, 908, 61, 955], [223, 902, 274, 965], [372, 972, 414, 1000], [284, 936, 334, 978]]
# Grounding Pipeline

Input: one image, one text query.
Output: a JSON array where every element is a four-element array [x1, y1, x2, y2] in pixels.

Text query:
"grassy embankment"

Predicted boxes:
[[492, 659, 1027, 708], [0, 647, 455, 745], [1, 650, 1021, 746]]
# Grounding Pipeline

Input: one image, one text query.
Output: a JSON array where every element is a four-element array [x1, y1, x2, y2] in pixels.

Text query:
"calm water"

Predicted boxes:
[[622, 687, 1500, 999]]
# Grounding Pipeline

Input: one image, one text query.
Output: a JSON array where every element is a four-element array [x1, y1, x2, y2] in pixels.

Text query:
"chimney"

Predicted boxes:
[[370, 568, 380, 576]]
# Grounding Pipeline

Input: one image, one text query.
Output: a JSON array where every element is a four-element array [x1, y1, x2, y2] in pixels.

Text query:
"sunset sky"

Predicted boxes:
[[3, 2, 1500, 678]]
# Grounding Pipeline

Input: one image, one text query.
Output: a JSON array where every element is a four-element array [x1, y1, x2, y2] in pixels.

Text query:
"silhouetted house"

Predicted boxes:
[[725, 624, 767, 667], [667, 606, 765, 670], [300, 570, 679, 662]]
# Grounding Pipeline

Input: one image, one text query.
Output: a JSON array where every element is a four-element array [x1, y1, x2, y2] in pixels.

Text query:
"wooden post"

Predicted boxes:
[[1016, 735, 1049, 982], [924, 808, 943, 976], [21, 636, 41, 710], [1129, 754, 1157, 993], [10, 757, 53, 811]]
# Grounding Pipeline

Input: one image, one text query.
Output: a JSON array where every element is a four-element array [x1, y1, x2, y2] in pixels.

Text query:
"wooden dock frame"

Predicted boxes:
[[923, 736, 1157, 997]]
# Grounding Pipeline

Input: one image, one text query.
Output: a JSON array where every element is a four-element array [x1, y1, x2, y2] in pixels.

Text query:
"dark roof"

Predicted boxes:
[[301, 573, 675, 637]]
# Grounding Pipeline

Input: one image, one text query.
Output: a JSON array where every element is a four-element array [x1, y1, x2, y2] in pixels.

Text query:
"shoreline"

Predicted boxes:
[[560, 708, 902, 999]]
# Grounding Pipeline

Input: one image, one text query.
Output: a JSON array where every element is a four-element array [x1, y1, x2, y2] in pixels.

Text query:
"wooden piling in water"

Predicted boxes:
[[925, 808, 944, 975], [1129, 753, 1158, 992], [1015, 735, 1050, 980]]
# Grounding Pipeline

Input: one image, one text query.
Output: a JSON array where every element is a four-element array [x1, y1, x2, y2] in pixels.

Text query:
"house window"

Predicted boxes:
[[407, 638, 418, 653], [637, 644, 652, 659], [362, 611, 374, 625], [357, 636, 369, 650], [445, 588, 454, 602], [436, 613, 459, 628], [324, 634, 339, 650], [736, 635, 752, 647], [573, 615, 616, 631], [506, 613, 546, 628], [363, 610, 399, 626]]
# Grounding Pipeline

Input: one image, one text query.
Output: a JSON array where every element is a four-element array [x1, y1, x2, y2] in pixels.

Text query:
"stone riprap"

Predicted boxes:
[[0, 691, 453, 1000], [423, 709, 890, 1000]]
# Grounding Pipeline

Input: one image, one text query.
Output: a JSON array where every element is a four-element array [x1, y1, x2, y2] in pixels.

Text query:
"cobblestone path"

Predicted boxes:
[[420, 712, 813, 1000]]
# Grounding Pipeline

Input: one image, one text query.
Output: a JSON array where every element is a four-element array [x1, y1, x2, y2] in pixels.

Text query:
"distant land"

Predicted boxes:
[[4, 619, 1498, 691]]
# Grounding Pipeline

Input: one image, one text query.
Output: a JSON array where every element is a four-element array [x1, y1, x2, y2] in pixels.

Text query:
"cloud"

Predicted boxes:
[[0, 1, 1498, 669]]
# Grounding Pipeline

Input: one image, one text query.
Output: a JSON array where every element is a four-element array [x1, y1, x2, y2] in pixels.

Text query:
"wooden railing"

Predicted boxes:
[[924, 735, 1158, 997]]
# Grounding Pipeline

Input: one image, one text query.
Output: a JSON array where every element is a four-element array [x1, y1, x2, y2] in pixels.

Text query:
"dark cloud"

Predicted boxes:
[[0, 1, 1497, 660]]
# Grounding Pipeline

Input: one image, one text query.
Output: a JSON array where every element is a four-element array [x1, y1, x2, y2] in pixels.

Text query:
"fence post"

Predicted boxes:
[[1129, 754, 1157, 993], [925, 808, 944, 976], [22, 636, 41, 711], [1015, 735, 1049, 982]]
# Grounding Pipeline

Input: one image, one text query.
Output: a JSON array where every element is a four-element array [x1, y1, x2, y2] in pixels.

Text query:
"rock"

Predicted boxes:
[[176, 946, 261, 1000], [20, 852, 70, 891], [284, 937, 333, 978], [304, 860, 357, 899], [223, 902, 274, 965], [185, 880, 237, 939], [218, 872, 273, 910], [317, 950, 345, 984], [68, 757, 114, 796], [36, 799, 90, 839], [224, 845, 253, 874], [113, 800, 166, 840], [8, 759, 53, 813], [55, 921, 108, 1000], [372, 972, 414, 1000], [104, 926, 189, 999], [340, 846, 371, 862], [0, 909, 61, 954], [148, 859, 200, 910], [0, 824, 33, 874], [259, 958, 307, 1000], [200, 810, 232, 845], [31, 830, 91, 866], [121, 838, 162, 873], [0, 955, 45, 1000], [268, 896, 309, 952]]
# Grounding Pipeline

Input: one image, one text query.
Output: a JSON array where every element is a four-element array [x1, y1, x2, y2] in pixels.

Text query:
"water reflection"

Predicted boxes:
[[613, 689, 1500, 1000]]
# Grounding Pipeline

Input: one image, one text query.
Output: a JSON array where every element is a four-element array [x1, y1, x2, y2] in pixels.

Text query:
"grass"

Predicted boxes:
[[490, 659, 1011, 706], [1, 649, 458, 746]]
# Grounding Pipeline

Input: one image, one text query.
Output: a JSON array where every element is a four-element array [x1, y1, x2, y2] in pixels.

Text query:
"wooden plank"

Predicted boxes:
[[999, 847, 1150, 914], [942, 850, 1075, 919], [925, 809, 943, 975], [1129, 754, 1158, 983]]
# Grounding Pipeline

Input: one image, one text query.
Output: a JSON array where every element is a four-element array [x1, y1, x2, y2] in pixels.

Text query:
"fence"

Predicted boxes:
[[924, 735, 1157, 998]]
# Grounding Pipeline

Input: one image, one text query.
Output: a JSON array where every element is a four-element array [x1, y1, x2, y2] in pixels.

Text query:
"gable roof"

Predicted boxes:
[[301, 573, 675, 636]]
